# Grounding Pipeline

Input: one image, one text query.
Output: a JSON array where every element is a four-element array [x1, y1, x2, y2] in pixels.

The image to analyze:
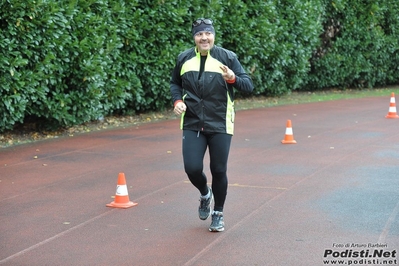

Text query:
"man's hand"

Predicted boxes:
[[174, 101, 186, 115], [220, 65, 235, 81]]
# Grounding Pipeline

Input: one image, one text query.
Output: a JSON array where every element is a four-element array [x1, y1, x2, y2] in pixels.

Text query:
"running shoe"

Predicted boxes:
[[209, 211, 224, 232], [198, 187, 212, 220]]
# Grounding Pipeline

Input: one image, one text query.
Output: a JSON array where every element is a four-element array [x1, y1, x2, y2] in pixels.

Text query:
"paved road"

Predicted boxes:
[[1, 96, 398, 266]]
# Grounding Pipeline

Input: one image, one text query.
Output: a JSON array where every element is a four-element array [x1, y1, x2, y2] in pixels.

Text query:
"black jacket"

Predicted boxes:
[[170, 45, 254, 135]]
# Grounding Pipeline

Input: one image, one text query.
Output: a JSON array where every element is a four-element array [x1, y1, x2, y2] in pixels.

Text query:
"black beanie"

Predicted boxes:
[[192, 23, 215, 37]]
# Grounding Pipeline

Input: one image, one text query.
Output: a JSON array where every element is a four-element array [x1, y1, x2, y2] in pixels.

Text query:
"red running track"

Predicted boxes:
[[1, 96, 398, 266]]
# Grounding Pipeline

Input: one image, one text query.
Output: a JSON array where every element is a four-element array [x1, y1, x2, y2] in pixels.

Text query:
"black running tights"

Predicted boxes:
[[182, 130, 232, 212]]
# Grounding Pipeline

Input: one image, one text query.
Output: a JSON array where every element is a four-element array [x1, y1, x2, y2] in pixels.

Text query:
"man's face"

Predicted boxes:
[[194, 31, 215, 55]]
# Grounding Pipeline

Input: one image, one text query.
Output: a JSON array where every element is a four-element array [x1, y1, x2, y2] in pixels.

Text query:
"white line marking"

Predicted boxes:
[[378, 199, 399, 243], [0, 210, 115, 264]]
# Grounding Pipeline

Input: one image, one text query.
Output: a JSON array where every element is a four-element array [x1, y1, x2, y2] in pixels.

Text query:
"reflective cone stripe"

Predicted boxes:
[[281, 120, 297, 144], [385, 92, 399, 119], [114, 184, 129, 203], [106, 173, 138, 209], [285, 127, 293, 136]]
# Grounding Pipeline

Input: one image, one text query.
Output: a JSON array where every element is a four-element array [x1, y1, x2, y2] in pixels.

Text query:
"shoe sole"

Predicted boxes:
[[200, 214, 210, 220], [209, 227, 224, 232]]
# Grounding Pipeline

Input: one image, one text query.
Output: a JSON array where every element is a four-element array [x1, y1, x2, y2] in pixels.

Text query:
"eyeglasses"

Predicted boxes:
[[192, 18, 213, 28]]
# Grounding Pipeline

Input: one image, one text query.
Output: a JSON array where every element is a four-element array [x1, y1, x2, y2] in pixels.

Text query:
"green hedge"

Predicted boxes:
[[0, 0, 398, 132], [306, 0, 399, 89], [0, 1, 143, 131]]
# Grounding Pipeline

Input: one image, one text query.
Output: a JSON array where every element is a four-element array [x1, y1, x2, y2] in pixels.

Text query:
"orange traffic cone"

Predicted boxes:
[[281, 120, 297, 144], [385, 92, 399, 119], [106, 173, 138, 209]]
